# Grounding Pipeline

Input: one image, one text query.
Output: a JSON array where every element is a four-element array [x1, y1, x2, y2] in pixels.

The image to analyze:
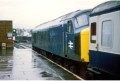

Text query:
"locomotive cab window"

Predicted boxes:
[[67, 20, 73, 33], [91, 22, 96, 43], [74, 14, 88, 28], [101, 20, 113, 47]]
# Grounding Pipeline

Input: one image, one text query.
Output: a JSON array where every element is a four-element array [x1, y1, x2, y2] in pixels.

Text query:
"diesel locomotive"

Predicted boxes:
[[32, 1, 120, 79], [32, 9, 91, 79]]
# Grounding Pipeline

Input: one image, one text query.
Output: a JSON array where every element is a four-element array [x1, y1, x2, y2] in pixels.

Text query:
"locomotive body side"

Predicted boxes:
[[32, 10, 91, 62]]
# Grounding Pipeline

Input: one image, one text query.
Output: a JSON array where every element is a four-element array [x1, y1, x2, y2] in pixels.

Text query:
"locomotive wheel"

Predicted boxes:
[[50, 54, 54, 61], [86, 71, 94, 80], [55, 57, 62, 65], [69, 65, 77, 74], [64, 61, 69, 69]]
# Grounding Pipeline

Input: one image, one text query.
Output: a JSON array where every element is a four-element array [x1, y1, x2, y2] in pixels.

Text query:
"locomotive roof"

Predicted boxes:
[[32, 9, 91, 32], [90, 1, 120, 16], [61, 9, 91, 21]]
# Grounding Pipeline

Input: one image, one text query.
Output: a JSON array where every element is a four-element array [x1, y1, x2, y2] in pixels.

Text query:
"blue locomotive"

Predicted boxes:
[[32, 9, 91, 79]]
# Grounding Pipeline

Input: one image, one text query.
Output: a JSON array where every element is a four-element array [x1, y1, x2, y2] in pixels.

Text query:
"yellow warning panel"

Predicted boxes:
[[80, 28, 89, 62]]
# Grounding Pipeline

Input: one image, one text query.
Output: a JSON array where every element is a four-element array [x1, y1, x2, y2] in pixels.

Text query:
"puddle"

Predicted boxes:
[[40, 71, 53, 77]]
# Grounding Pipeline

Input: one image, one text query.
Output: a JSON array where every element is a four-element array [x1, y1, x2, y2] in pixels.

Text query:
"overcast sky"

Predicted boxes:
[[0, 0, 108, 29]]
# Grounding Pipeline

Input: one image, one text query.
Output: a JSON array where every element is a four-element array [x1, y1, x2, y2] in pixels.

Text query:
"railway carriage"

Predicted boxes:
[[89, 1, 120, 79], [32, 9, 91, 78]]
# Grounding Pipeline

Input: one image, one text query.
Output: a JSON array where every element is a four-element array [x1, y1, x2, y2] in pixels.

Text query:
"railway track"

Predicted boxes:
[[14, 43, 31, 49]]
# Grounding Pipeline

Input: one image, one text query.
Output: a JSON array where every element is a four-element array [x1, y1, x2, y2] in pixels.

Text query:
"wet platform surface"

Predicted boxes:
[[0, 44, 79, 80]]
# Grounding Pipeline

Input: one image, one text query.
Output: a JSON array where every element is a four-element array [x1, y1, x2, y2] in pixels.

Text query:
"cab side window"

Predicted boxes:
[[67, 20, 73, 33], [74, 15, 88, 28]]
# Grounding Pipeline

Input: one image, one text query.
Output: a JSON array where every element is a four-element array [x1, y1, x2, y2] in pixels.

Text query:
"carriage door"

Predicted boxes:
[[90, 17, 98, 51], [64, 20, 73, 57], [97, 12, 116, 52], [90, 13, 115, 52], [90, 16, 113, 51]]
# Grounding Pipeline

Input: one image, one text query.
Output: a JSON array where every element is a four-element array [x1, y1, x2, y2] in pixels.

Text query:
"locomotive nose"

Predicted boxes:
[[80, 28, 89, 62]]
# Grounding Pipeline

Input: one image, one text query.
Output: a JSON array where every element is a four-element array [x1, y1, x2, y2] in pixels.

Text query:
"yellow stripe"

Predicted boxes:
[[80, 27, 89, 62]]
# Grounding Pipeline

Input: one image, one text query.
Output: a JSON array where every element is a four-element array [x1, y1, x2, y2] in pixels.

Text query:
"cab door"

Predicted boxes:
[[64, 20, 74, 57], [90, 12, 118, 52], [97, 12, 118, 52]]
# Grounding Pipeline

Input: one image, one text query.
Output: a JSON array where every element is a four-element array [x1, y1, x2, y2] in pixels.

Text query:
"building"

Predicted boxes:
[[0, 21, 13, 49]]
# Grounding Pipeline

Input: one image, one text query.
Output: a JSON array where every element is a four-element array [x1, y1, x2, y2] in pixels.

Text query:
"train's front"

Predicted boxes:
[[73, 10, 91, 63], [74, 9, 91, 79]]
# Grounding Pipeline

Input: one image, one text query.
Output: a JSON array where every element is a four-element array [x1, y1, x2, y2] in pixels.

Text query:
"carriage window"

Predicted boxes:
[[67, 20, 73, 33], [74, 15, 88, 28], [91, 22, 96, 43], [101, 20, 112, 47]]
